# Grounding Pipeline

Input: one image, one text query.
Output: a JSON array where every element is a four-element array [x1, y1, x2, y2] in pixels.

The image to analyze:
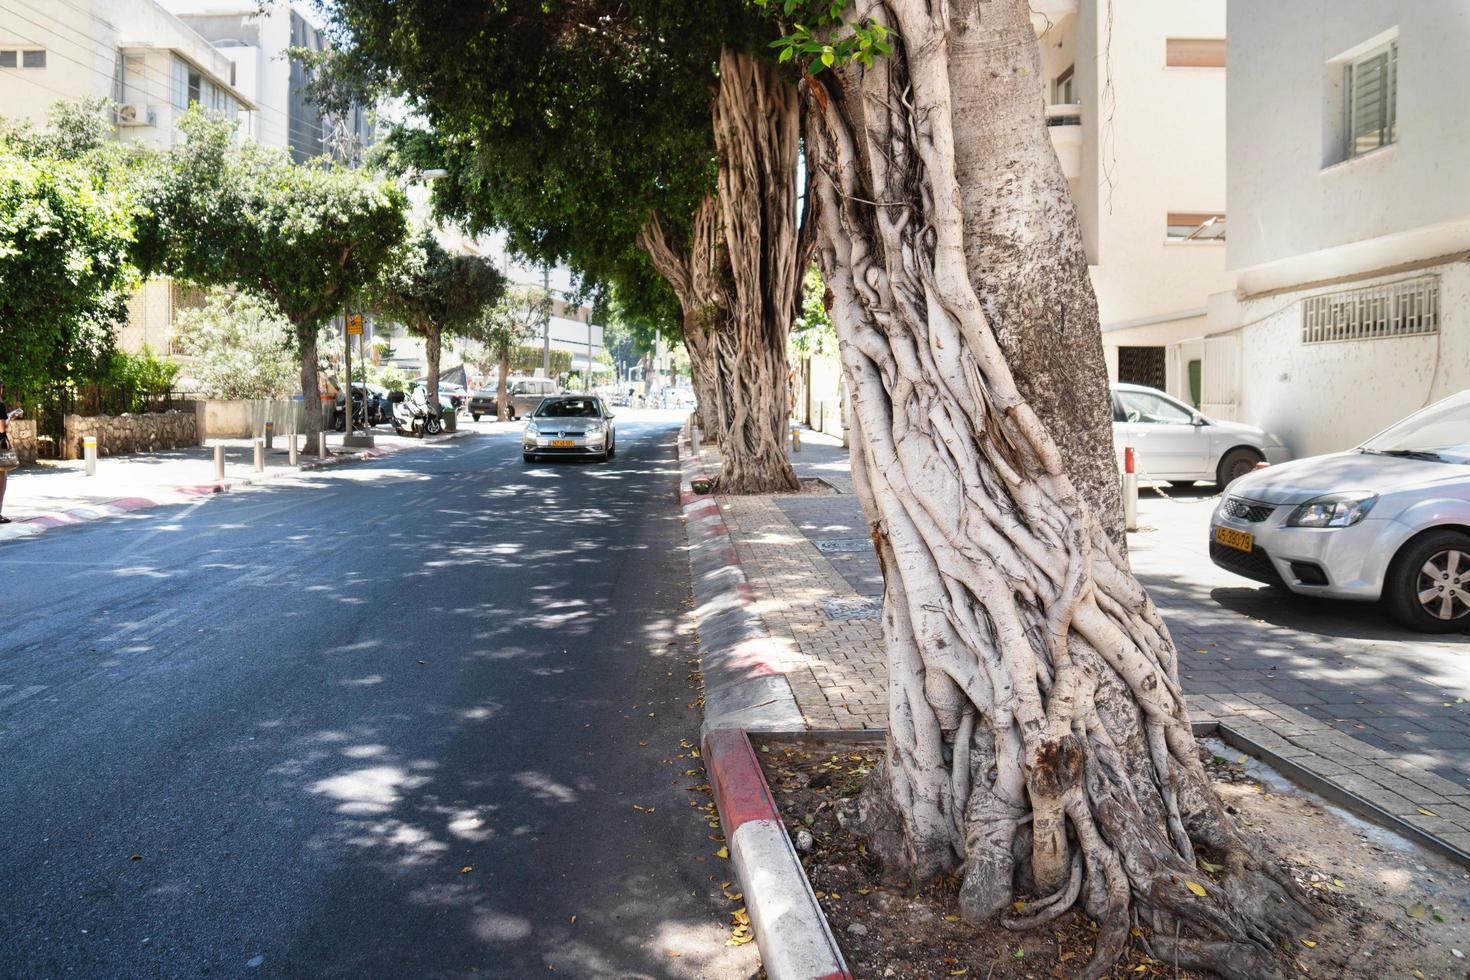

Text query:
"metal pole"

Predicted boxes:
[[288, 432, 298, 466], [253, 437, 264, 472], [587, 315, 594, 393], [83, 434, 97, 477], [214, 444, 225, 481], [541, 266, 551, 378], [318, 432, 326, 459], [344, 315, 353, 436], [264, 420, 274, 452], [1124, 446, 1139, 532]]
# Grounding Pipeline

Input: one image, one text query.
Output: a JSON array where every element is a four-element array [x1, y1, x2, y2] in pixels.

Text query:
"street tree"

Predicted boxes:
[[135, 112, 407, 454], [319, 0, 805, 492], [761, 1, 1313, 976], [0, 143, 136, 398], [459, 285, 551, 421], [365, 230, 506, 412]]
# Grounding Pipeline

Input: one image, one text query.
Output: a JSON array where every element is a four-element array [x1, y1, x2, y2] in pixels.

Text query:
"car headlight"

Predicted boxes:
[[1285, 492, 1378, 528]]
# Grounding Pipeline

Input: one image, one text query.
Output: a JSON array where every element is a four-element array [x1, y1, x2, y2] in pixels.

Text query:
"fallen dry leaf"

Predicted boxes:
[[1185, 880, 1208, 897]]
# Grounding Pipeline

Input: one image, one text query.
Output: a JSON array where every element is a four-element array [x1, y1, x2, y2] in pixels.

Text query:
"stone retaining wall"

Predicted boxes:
[[5, 419, 37, 466], [63, 411, 197, 460]]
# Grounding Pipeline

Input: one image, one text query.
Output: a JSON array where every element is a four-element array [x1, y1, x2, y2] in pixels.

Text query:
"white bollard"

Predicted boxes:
[[288, 433, 298, 466], [253, 438, 264, 473], [317, 432, 326, 459], [83, 435, 98, 477], [214, 444, 225, 481]]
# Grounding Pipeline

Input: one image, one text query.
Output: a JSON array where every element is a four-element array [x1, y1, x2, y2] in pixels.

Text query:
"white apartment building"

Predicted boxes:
[[1033, 0, 1231, 405], [160, 0, 374, 162], [0, 0, 252, 147], [1200, 1, 1470, 458]]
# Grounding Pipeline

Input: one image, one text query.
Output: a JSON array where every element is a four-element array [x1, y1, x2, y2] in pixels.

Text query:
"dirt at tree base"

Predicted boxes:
[[756, 737, 1470, 980]]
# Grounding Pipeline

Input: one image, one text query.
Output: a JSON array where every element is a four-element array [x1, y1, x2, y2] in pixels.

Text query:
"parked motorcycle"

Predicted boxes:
[[389, 388, 443, 437]]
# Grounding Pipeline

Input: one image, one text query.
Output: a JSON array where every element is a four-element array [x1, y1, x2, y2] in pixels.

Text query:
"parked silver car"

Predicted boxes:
[[1112, 383, 1291, 487], [522, 396, 617, 463], [1209, 388, 1470, 632]]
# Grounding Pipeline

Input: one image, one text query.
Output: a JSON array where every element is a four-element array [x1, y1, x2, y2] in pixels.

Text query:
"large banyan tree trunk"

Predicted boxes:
[[802, 1, 1313, 976], [707, 48, 802, 494]]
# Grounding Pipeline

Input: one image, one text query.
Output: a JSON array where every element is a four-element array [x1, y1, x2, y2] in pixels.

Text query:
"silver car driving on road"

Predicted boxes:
[[522, 396, 617, 463], [1209, 389, 1470, 632]]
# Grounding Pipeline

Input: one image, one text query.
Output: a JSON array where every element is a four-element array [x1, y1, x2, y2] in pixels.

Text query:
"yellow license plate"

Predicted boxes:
[[1214, 526, 1253, 552], [550, 439, 576, 447]]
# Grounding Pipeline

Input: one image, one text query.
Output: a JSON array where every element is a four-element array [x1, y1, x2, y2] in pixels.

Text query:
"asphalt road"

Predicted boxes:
[[0, 413, 760, 980]]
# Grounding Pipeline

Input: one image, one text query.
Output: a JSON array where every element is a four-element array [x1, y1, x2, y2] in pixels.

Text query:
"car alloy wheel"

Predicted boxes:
[[1416, 548, 1470, 623]]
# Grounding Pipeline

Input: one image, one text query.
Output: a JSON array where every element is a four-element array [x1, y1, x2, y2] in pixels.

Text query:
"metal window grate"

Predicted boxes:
[[1301, 275, 1439, 345]]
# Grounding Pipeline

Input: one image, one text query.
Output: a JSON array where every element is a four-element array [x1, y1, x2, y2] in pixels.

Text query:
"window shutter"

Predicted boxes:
[[1347, 42, 1397, 156]]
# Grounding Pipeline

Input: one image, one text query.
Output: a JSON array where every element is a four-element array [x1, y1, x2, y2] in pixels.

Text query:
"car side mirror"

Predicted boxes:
[[1192, 413, 1207, 426]]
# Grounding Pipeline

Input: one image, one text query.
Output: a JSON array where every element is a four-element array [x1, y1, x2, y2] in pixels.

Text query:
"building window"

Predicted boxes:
[[1166, 212, 1226, 242], [1302, 275, 1438, 345], [0, 51, 16, 68], [1165, 38, 1226, 68], [1053, 65, 1075, 104], [1345, 40, 1397, 159], [21, 49, 45, 68]]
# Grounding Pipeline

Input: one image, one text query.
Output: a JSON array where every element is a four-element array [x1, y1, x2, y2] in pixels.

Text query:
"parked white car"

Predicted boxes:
[[1209, 388, 1470, 632], [1111, 383, 1291, 487]]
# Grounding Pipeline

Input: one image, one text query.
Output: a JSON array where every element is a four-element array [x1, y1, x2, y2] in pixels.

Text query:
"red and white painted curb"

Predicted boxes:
[[705, 729, 853, 980], [0, 429, 472, 545], [678, 420, 851, 979], [678, 425, 805, 735]]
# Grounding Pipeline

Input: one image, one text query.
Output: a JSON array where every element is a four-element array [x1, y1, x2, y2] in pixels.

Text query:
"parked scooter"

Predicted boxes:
[[389, 387, 443, 437]]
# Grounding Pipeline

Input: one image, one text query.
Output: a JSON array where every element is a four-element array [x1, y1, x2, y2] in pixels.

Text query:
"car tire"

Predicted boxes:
[[1215, 447, 1262, 489], [607, 438, 616, 460], [1384, 530, 1470, 633], [523, 452, 536, 463]]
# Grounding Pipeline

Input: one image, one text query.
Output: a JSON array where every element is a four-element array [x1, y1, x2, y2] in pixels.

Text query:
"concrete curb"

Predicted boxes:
[[0, 428, 474, 545], [678, 424, 805, 737], [677, 422, 851, 979], [704, 729, 852, 980]]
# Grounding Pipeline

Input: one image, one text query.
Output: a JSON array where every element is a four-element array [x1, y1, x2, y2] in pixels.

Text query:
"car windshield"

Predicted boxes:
[[536, 398, 602, 419], [1115, 389, 1195, 425], [1360, 390, 1470, 464]]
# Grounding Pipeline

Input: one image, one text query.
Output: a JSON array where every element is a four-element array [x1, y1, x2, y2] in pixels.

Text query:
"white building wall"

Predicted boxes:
[[1227, 0, 1470, 288], [0, 0, 117, 125], [1230, 262, 1469, 459]]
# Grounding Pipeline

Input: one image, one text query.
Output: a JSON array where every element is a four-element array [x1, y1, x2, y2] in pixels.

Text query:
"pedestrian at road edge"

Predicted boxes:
[[0, 381, 19, 523]]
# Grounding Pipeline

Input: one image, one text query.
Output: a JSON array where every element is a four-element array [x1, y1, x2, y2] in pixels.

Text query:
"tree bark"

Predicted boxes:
[[497, 350, 511, 421], [708, 48, 801, 494], [425, 322, 442, 415], [297, 322, 324, 455], [948, 1, 1123, 546], [802, 2, 1312, 976]]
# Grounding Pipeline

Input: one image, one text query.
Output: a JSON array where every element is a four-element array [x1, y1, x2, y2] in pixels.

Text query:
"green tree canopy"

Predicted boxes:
[[0, 144, 136, 396], [134, 110, 408, 450], [364, 229, 506, 404], [173, 291, 300, 399]]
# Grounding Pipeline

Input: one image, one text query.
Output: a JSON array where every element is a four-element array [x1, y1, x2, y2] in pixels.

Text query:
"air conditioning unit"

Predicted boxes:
[[114, 103, 156, 127]]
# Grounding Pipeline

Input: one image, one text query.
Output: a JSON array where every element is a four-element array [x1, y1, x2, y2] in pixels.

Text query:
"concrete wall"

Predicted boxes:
[[194, 398, 309, 440], [0, 0, 116, 126], [1227, 1, 1470, 282], [1229, 260, 1470, 459], [63, 410, 197, 460], [1058, 0, 1233, 329]]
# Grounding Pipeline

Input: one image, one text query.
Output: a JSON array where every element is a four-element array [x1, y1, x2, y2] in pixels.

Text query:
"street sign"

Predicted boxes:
[[346, 314, 363, 336]]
